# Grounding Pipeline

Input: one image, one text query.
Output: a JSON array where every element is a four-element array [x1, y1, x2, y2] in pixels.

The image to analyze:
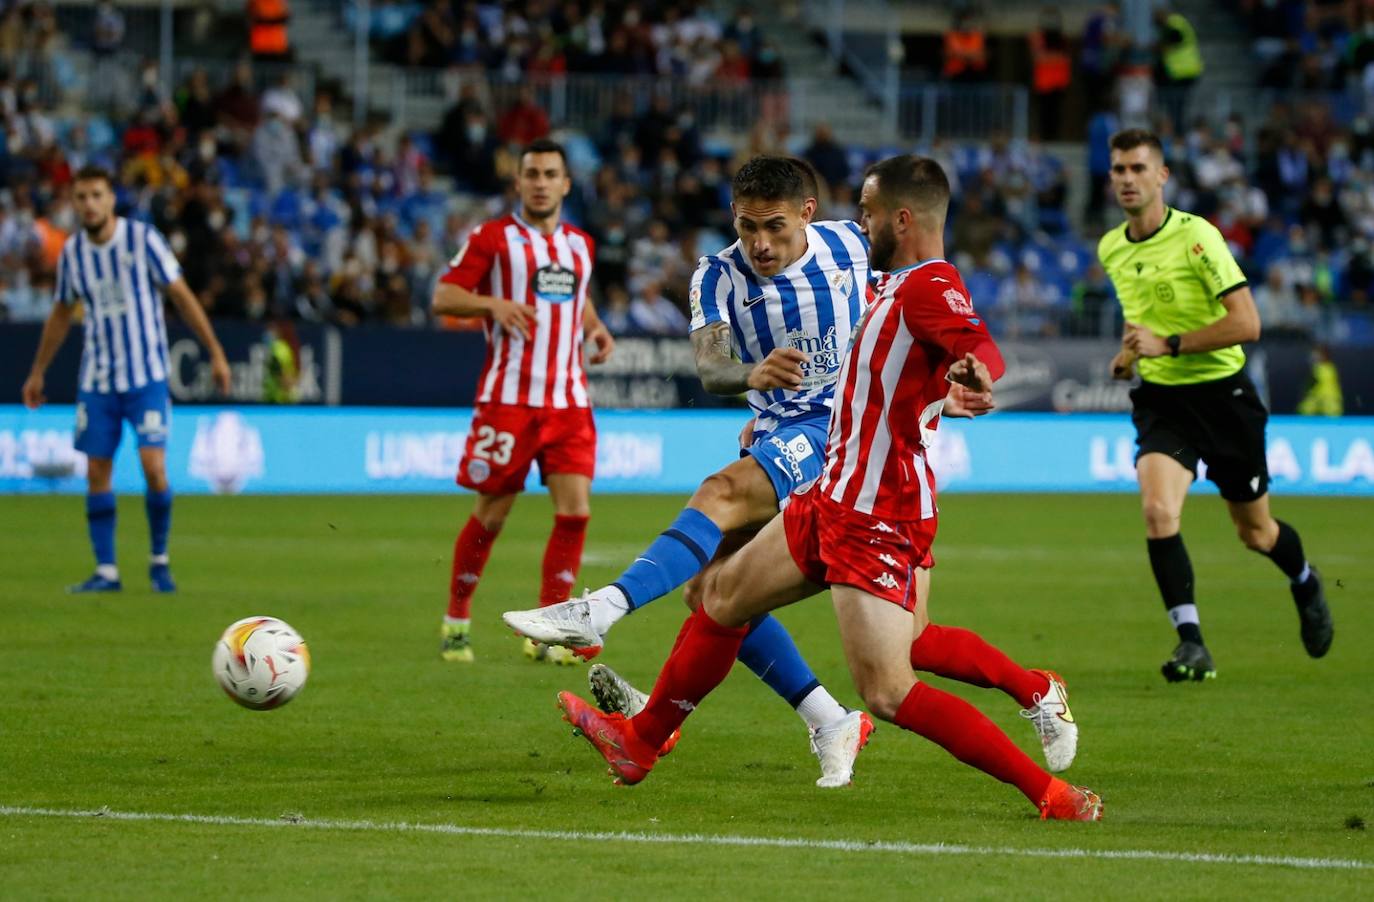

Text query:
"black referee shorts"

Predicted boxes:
[[1130, 371, 1270, 503]]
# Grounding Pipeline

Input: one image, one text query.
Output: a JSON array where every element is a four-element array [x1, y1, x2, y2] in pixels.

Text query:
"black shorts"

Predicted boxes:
[[1130, 371, 1270, 502]]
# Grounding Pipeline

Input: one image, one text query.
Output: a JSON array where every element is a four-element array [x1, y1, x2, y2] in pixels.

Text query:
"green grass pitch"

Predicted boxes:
[[1, 492, 1370, 899]]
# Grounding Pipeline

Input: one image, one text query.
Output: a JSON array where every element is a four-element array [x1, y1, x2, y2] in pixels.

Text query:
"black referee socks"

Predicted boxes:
[[1259, 519, 1311, 584], [1147, 534, 1202, 644]]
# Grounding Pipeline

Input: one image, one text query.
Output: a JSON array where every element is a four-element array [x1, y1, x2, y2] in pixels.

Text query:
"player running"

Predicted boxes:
[[507, 156, 1081, 791], [1101, 128, 1332, 681], [549, 155, 1102, 820], [433, 138, 615, 664], [21, 166, 231, 593]]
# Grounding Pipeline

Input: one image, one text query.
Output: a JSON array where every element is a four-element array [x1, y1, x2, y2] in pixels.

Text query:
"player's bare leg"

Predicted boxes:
[[910, 568, 1078, 772], [534, 474, 593, 664], [139, 446, 176, 593], [1226, 493, 1332, 657], [831, 586, 1100, 820], [441, 491, 517, 662], [1137, 453, 1214, 681], [70, 456, 121, 593]]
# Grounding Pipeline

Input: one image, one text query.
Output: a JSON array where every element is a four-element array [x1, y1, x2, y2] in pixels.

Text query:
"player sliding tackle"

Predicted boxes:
[[505, 156, 1085, 797]]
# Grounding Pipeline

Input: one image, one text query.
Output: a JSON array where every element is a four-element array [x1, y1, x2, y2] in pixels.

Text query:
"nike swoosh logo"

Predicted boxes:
[[743, 294, 767, 308]]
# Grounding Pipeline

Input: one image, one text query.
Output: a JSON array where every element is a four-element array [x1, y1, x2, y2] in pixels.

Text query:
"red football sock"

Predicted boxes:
[[447, 516, 501, 620], [893, 681, 1053, 806], [631, 607, 747, 750], [540, 514, 589, 607], [909, 623, 1050, 709]]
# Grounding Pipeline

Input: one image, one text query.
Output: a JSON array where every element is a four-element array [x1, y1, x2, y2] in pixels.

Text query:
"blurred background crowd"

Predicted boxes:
[[0, 0, 1370, 351]]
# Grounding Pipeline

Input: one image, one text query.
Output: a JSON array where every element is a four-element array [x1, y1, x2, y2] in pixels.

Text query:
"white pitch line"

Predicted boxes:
[[1, 805, 1368, 872]]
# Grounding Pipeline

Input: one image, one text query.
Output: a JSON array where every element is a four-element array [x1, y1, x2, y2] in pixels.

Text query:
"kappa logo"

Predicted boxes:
[[930, 276, 950, 283], [877, 553, 899, 567], [1250, 475, 1261, 493], [1135, 262, 1144, 275], [672, 699, 697, 712], [943, 288, 974, 316], [870, 520, 896, 534], [873, 572, 900, 590]]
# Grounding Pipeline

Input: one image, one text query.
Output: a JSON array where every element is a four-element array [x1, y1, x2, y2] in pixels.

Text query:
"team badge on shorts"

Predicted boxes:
[[466, 458, 491, 484]]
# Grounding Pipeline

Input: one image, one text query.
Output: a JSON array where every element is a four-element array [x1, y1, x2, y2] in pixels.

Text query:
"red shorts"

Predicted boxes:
[[456, 403, 596, 495], [782, 487, 938, 611]]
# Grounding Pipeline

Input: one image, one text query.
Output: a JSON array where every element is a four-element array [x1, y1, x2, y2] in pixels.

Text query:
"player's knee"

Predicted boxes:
[[692, 470, 746, 521], [1141, 498, 1180, 535], [855, 676, 912, 723]]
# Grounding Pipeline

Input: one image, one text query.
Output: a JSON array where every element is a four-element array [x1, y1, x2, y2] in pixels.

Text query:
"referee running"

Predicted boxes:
[[1098, 128, 1332, 682]]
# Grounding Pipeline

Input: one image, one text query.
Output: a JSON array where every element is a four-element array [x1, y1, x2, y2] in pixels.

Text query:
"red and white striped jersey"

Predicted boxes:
[[440, 213, 596, 408], [819, 258, 1005, 521]]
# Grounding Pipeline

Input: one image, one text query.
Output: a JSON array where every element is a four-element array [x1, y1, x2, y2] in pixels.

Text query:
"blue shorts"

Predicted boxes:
[[743, 417, 830, 506], [75, 381, 172, 460]]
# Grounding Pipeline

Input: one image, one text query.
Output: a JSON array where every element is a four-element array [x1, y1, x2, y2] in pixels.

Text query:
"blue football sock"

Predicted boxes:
[[86, 491, 117, 567], [145, 489, 173, 558], [737, 614, 821, 707], [613, 508, 723, 610]]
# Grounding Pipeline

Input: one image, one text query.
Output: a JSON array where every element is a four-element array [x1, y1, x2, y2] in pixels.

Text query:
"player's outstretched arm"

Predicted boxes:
[[947, 352, 997, 395], [167, 279, 231, 395], [691, 321, 806, 395], [431, 282, 536, 339], [22, 301, 74, 409]]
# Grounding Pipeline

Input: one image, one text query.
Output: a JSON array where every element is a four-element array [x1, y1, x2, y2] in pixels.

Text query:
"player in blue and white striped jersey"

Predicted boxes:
[[22, 166, 231, 594], [505, 157, 879, 786]]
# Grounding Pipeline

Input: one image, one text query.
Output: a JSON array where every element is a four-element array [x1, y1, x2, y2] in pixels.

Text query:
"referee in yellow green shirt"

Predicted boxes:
[[1098, 128, 1332, 682]]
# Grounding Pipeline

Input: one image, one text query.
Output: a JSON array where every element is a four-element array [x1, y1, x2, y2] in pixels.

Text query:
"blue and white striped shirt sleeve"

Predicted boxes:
[[688, 258, 732, 332], [145, 225, 183, 287], [53, 243, 76, 306]]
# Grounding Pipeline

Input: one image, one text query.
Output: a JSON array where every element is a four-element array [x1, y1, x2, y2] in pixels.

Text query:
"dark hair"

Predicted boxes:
[[73, 165, 115, 188], [1109, 128, 1164, 159], [785, 156, 821, 201], [520, 138, 569, 172], [863, 154, 950, 220], [732, 155, 806, 204]]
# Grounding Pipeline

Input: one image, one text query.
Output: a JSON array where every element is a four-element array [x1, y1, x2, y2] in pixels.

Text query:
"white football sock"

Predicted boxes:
[[443, 616, 470, 629], [588, 585, 632, 636], [95, 564, 119, 581], [795, 685, 848, 729], [150, 554, 169, 566]]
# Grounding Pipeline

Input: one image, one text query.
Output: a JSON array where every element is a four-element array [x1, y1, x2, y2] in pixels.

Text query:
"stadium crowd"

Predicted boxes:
[[0, 0, 1368, 346]]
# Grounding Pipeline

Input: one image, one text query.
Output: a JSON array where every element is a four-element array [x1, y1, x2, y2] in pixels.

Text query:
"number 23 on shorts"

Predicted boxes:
[[471, 425, 515, 465]]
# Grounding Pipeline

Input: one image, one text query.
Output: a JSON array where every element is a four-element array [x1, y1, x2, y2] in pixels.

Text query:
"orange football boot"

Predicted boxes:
[[1039, 778, 1104, 821], [557, 691, 658, 785]]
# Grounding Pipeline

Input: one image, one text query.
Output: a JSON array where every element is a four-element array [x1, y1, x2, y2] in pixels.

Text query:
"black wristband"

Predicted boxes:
[[1166, 334, 1182, 357]]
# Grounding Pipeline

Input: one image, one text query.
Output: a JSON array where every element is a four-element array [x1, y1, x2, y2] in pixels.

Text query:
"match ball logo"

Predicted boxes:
[[943, 288, 974, 316]]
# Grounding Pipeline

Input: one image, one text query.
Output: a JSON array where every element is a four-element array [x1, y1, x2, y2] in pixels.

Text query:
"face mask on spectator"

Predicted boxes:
[[466, 122, 487, 142]]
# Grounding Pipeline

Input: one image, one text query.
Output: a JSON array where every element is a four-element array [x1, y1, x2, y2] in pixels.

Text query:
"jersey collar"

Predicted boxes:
[[513, 210, 561, 239], [1124, 206, 1173, 244], [886, 257, 947, 275]]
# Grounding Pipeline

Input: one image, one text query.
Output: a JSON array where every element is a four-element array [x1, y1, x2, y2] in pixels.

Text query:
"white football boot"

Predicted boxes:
[[1020, 670, 1078, 772], [503, 591, 605, 661], [809, 710, 876, 788]]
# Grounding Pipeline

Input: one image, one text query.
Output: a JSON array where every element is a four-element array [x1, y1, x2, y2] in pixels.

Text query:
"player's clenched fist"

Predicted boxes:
[[947, 352, 993, 394], [747, 347, 808, 391]]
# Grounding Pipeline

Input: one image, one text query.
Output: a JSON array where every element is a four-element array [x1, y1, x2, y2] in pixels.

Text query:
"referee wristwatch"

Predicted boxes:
[[1166, 334, 1182, 357]]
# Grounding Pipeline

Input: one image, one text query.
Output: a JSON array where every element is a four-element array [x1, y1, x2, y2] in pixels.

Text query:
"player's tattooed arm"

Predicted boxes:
[[691, 322, 807, 395]]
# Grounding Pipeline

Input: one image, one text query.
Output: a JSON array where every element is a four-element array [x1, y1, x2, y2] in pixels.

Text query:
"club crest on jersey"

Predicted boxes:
[[830, 269, 854, 298], [943, 288, 974, 316], [466, 458, 491, 484], [533, 263, 577, 303]]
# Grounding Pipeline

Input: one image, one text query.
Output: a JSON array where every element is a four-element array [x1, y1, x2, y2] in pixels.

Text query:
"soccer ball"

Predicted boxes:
[[211, 616, 311, 710]]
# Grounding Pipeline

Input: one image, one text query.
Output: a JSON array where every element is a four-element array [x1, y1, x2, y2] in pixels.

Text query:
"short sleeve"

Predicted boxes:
[[1186, 220, 1247, 299], [688, 258, 733, 332], [53, 243, 77, 306], [899, 274, 1006, 380], [145, 225, 183, 287], [439, 223, 497, 290]]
